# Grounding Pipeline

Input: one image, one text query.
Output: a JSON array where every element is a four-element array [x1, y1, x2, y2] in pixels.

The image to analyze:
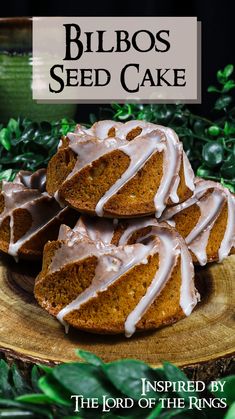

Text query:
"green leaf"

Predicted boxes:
[[30, 366, 41, 393], [0, 361, 12, 397], [196, 166, 214, 178], [75, 350, 104, 367], [221, 179, 235, 193], [7, 118, 21, 138], [221, 155, 235, 178], [224, 122, 235, 136], [104, 359, 158, 400], [146, 402, 162, 418], [208, 125, 220, 136], [0, 169, 13, 182], [38, 374, 71, 406], [163, 362, 198, 401], [11, 364, 30, 396], [52, 363, 115, 403], [214, 95, 232, 110], [217, 65, 233, 84], [225, 402, 235, 419], [38, 365, 53, 374], [222, 80, 235, 93], [0, 128, 11, 151], [202, 142, 224, 167], [16, 394, 53, 405], [207, 85, 221, 93], [217, 69, 226, 84], [0, 399, 53, 418], [223, 64, 234, 79], [209, 375, 235, 406]]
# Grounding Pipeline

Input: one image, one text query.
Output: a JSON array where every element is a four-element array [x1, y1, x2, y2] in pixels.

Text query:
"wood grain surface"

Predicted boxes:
[[0, 253, 234, 381]]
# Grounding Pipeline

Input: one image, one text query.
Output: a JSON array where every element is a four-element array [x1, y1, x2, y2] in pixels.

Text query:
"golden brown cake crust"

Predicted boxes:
[[0, 169, 78, 260], [34, 217, 198, 336], [160, 180, 235, 265], [46, 121, 195, 218]]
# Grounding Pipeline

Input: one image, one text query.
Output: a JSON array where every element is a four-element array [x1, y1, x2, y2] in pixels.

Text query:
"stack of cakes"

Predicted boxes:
[[1, 120, 234, 337]]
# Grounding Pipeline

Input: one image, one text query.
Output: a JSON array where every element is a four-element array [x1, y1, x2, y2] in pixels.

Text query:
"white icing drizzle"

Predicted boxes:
[[183, 152, 195, 192], [218, 191, 235, 261], [169, 176, 180, 204], [186, 191, 224, 244], [9, 204, 68, 260], [179, 237, 199, 315], [118, 217, 159, 245], [74, 216, 114, 245], [0, 172, 66, 260], [153, 129, 181, 218], [161, 179, 234, 265], [125, 228, 198, 337], [56, 242, 155, 329], [124, 231, 178, 337], [52, 216, 198, 337], [62, 120, 194, 218], [95, 132, 165, 216], [80, 120, 123, 139]]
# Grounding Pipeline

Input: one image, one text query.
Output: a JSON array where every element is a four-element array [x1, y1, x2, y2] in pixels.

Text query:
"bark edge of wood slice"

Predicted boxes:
[[0, 255, 234, 382]]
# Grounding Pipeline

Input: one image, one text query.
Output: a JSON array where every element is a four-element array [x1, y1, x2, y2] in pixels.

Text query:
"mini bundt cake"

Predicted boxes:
[[0, 169, 77, 261], [46, 120, 195, 218], [35, 216, 199, 337], [160, 178, 235, 265]]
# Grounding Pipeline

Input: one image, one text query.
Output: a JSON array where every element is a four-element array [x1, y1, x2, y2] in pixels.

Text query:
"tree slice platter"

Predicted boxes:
[[0, 254, 234, 381]]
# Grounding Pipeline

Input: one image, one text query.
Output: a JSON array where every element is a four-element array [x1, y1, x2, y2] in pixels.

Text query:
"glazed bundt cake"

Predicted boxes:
[[35, 216, 199, 337], [46, 120, 195, 218], [160, 178, 235, 265], [0, 169, 77, 261]]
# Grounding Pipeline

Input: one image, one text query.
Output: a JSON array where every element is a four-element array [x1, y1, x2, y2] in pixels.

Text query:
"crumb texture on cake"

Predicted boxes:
[[35, 216, 199, 337], [46, 120, 195, 218]]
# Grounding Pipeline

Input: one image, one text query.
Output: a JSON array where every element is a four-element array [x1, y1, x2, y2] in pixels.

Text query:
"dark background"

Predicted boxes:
[[0, 0, 233, 121]]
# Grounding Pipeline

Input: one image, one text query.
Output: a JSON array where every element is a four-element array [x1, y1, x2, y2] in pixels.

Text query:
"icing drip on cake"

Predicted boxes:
[[160, 179, 235, 265], [218, 190, 235, 261], [0, 169, 66, 260], [61, 120, 194, 218], [186, 191, 225, 265], [53, 216, 198, 337]]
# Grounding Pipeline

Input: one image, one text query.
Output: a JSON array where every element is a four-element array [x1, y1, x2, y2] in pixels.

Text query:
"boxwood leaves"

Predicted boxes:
[[0, 360, 12, 398], [104, 359, 158, 400], [214, 96, 232, 111], [224, 403, 235, 419], [76, 349, 104, 367], [209, 375, 235, 406], [0, 117, 76, 179], [163, 362, 198, 401], [51, 363, 118, 403]]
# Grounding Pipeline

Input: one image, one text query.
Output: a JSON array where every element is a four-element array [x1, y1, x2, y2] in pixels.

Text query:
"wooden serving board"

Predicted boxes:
[[0, 254, 234, 381]]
